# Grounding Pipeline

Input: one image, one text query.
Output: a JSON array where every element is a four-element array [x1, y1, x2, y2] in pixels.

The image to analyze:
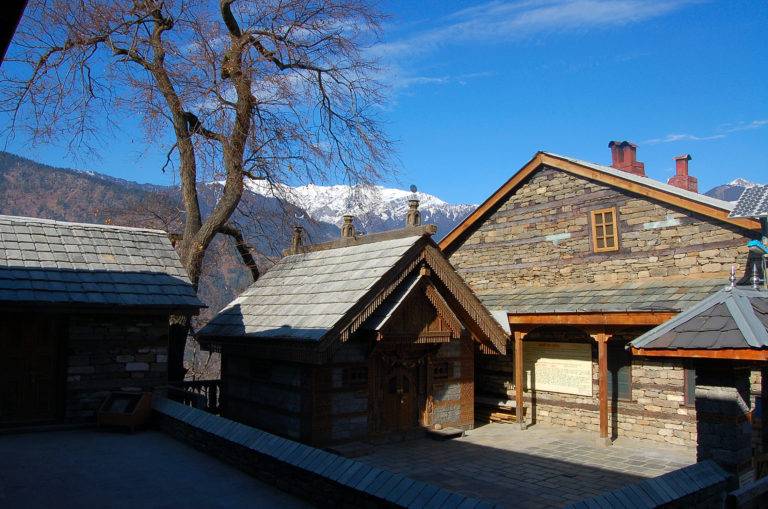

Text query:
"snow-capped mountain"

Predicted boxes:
[[244, 181, 476, 238], [704, 178, 761, 202]]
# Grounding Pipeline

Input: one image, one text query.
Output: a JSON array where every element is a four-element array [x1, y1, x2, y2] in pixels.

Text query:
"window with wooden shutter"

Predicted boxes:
[[590, 207, 619, 253], [607, 343, 632, 401]]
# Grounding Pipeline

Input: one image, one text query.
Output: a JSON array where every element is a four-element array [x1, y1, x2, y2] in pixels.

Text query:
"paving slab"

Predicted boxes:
[[355, 422, 696, 509], [0, 430, 310, 509]]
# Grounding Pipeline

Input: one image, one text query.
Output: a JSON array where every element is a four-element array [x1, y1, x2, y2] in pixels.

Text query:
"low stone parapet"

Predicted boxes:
[[152, 396, 497, 508]]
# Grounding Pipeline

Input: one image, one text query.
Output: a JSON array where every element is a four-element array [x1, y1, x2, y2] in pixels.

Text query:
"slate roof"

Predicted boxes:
[[0, 215, 202, 309], [197, 235, 422, 341], [479, 278, 726, 314], [631, 286, 768, 350], [543, 152, 735, 212]]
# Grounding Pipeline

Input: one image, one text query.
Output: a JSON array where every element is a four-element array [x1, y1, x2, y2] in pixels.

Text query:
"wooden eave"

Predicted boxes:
[[631, 347, 768, 361], [507, 311, 678, 327], [439, 152, 761, 254]]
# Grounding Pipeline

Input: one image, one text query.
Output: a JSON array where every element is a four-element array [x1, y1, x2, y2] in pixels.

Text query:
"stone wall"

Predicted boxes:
[[449, 166, 755, 291], [65, 313, 169, 421], [427, 338, 474, 429], [221, 350, 310, 441], [477, 328, 697, 447]]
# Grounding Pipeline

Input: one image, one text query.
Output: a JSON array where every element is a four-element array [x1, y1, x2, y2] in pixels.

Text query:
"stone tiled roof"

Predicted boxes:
[[631, 286, 768, 350], [197, 235, 423, 341], [479, 278, 726, 314], [544, 152, 735, 212], [0, 215, 203, 309]]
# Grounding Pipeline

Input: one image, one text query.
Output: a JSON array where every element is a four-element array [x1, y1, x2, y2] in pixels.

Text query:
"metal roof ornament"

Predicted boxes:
[[729, 265, 737, 288], [753, 262, 761, 290]]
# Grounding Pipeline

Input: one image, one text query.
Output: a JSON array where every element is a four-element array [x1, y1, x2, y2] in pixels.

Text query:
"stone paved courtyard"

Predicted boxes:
[[355, 423, 696, 508], [0, 430, 310, 509]]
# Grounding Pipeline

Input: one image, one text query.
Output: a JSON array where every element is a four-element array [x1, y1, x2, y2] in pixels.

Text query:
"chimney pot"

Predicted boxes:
[[667, 154, 698, 193], [341, 214, 356, 238], [406, 199, 421, 227], [608, 140, 645, 176]]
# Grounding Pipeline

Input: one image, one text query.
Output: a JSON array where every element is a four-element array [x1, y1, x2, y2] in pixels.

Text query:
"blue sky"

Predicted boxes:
[[2, 0, 767, 204]]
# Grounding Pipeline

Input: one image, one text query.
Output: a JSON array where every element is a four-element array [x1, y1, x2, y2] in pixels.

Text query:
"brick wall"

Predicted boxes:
[[65, 313, 169, 421], [449, 167, 755, 292]]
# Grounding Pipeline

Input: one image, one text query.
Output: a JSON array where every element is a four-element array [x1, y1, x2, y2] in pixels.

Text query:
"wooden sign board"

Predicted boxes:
[[523, 341, 592, 396]]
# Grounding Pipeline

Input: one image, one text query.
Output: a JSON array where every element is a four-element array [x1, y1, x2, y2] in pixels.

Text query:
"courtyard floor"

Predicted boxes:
[[0, 429, 310, 509], [355, 422, 696, 508]]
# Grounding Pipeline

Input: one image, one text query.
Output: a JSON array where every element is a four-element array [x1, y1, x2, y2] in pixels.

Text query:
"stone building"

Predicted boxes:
[[0, 215, 202, 426], [439, 142, 764, 450], [197, 217, 508, 446]]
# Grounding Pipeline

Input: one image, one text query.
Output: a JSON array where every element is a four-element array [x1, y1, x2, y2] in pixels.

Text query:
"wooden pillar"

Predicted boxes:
[[514, 330, 526, 430], [592, 332, 611, 445]]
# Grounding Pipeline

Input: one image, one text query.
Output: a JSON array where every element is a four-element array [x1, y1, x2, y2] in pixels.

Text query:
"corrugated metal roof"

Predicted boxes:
[[479, 278, 726, 314], [631, 286, 768, 350], [543, 152, 735, 212], [197, 235, 422, 341], [0, 215, 202, 309]]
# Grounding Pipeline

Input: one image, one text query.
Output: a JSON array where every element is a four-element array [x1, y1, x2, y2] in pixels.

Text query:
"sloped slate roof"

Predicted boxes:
[[544, 152, 735, 212], [197, 235, 422, 341], [631, 286, 768, 350], [0, 215, 202, 309], [480, 278, 726, 314]]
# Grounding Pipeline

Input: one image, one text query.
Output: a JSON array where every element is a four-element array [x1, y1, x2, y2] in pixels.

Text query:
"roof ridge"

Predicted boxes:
[[0, 214, 169, 235], [541, 151, 734, 210], [285, 224, 437, 256]]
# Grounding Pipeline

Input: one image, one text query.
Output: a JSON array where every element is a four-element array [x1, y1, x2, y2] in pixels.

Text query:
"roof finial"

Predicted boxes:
[[341, 214, 356, 238], [291, 225, 304, 254], [729, 265, 737, 288]]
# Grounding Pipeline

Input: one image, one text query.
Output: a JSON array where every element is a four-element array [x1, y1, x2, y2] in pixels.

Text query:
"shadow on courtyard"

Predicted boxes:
[[353, 422, 694, 509]]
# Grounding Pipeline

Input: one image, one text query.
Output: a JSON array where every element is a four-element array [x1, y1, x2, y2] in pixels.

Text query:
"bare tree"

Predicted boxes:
[[1, 0, 391, 378]]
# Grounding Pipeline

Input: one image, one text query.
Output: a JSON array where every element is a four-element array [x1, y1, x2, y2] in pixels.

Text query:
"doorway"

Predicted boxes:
[[382, 366, 418, 432], [0, 315, 63, 425]]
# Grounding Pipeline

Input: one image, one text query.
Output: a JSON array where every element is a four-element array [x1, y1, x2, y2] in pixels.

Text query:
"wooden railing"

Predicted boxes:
[[165, 379, 222, 414]]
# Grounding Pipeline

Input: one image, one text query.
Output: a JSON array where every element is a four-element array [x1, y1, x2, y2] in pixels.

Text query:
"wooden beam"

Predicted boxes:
[[631, 347, 768, 361], [508, 311, 677, 326], [514, 330, 526, 430], [594, 332, 610, 442], [438, 152, 760, 254]]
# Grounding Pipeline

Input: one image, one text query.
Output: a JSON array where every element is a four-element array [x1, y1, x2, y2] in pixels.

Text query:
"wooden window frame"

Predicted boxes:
[[342, 366, 368, 388], [590, 207, 620, 253]]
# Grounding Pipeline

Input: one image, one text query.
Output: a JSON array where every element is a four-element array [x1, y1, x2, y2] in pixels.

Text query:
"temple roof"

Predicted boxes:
[[198, 234, 422, 341], [480, 278, 726, 314], [0, 214, 202, 310], [631, 286, 768, 350], [197, 225, 509, 359]]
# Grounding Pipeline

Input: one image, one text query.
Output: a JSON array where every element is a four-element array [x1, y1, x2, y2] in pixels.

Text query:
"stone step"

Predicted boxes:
[[425, 427, 465, 440]]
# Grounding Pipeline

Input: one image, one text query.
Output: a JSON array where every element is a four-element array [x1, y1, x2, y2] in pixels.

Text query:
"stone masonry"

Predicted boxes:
[[449, 167, 756, 292], [478, 330, 697, 447], [65, 313, 169, 421]]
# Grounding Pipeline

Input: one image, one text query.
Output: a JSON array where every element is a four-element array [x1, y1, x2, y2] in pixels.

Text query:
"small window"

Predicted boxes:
[[591, 208, 619, 253], [342, 367, 368, 388], [684, 368, 696, 406], [433, 362, 452, 380]]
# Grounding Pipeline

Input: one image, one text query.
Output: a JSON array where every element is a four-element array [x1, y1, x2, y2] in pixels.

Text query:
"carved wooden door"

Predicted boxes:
[[0, 316, 60, 424], [382, 368, 417, 432]]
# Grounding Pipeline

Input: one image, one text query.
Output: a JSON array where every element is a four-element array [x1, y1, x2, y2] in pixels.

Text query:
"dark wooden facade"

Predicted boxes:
[[220, 283, 477, 446]]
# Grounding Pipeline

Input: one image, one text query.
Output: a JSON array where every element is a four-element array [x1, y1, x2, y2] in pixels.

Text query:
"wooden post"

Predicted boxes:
[[514, 330, 526, 430], [593, 332, 611, 445]]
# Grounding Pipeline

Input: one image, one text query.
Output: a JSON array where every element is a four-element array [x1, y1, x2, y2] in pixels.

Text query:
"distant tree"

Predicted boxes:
[[1, 0, 391, 379]]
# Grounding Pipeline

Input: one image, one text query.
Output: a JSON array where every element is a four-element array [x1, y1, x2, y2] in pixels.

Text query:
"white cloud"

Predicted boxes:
[[369, 0, 698, 60], [645, 118, 768, 145], [645, 133, 726, 144]]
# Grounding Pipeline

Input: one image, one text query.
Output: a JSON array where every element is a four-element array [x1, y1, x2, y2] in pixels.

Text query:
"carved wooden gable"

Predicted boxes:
[[378, 281, 464, 344]]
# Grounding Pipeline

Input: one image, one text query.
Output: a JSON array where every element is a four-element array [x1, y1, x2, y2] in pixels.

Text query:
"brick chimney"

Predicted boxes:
[[667, 154, 698, 193], [608, 141, 645, 176]]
